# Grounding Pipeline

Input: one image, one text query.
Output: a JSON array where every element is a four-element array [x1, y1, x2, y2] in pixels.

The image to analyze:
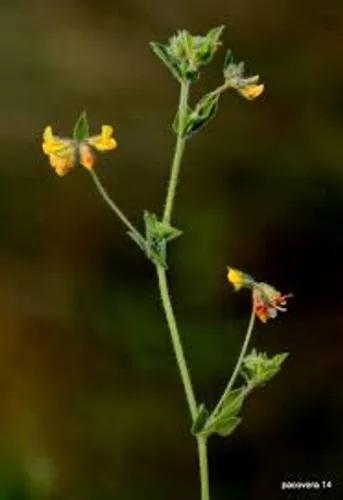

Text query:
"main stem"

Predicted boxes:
[[156, 264, 197, 420], [163, 81, 190, 224], [157, 80, 210, 500], [197, 437, 210, 500]]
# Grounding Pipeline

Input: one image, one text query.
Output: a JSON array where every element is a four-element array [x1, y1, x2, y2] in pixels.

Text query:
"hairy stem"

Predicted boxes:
[[89, 169, 145, 246], [210, 299, 256, 419], [158, 80, 212, 500], [156, 263, 197, 419], [163, 81, 190, 224], [197, 437, 210, 500]]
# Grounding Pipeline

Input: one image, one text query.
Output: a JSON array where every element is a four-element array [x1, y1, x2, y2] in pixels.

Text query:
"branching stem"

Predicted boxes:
[[89, 169, 145, 247]]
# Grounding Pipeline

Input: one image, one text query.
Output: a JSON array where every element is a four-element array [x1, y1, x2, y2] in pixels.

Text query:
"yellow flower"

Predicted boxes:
[[42, 126, 76, 176], [88, 125, 117, 152], [42, 122, 117, 176], [227, 267, 254, 291], [227, 265, 293, 323], [238, 83, 265, 101]]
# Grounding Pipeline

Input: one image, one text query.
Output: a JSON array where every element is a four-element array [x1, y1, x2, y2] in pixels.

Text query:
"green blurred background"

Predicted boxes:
[[0, 0, 342, 498]]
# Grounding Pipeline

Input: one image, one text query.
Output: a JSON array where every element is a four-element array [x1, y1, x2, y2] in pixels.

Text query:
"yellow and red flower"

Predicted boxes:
[[253, 283, 293, 323], [227, 266, 292, 323], [42, 124, 117, 176]]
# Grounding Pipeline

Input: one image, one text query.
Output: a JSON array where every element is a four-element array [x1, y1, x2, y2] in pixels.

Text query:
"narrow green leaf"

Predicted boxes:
[[207, 25, 226, 41], [150, 41, 181, 81], [73, 111, 90, 141], [223, 49, 233, 71], [272, 353, 289, 366]]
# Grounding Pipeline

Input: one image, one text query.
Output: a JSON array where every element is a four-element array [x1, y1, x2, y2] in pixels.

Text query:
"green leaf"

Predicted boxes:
[[143, 211, 182, 267], [73, 111, 90, 141], [204, 416, 242, 438], [207, 25, 226, 43], [150, 41, 181, 81], [223, 49, 233, 72], [241, 350, 289, 387], [183, 93, 220, 137], [220, 387, 245, 417], [191, 404, 209, 435], [144, 211, 182, 243], [193, 25, 225, 66], [201, 386, 246, 438], [273, 353, 289, 366]]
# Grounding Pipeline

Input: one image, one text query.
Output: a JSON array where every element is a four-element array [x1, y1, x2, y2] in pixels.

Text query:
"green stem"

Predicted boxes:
[[158, 80, 212, 500], [156, 263, 197, 420], [210, 298, 256, 419], [163, 81, 190, 224], [197, 437, 210, 500], [207, 81, 229, 100], [89, 169, 145, 246]]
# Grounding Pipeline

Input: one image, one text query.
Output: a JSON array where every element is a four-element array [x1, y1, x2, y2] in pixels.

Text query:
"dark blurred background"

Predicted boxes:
[[0, 0, 342, 498]]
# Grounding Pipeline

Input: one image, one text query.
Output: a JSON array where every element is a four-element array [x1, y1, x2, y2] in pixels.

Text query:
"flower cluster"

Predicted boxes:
[[227, 267, 292, 323], [42, 117, 117, 176]]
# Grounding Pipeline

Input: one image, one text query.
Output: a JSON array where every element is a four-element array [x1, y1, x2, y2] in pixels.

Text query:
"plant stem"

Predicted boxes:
[[158, 80, 212, 500], [163, 81, 190, 224], [89, 169, 145, 246], [156, 263, 197, 420], [197, 437, 210, 500], [210, 299, 256, 419]]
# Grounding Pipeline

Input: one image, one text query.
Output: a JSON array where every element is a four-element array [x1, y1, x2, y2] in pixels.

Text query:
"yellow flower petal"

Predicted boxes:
[[227, 268, 246, 291], [238, 83, 265, 101], [42, 125, 72, 156], [48, 151, 75, 176], [88, 125, 117, 152], [43, 126, 53, 142]]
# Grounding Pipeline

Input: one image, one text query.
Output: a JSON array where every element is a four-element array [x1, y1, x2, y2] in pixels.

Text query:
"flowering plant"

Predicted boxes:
[[42, 26, 292, 500]]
